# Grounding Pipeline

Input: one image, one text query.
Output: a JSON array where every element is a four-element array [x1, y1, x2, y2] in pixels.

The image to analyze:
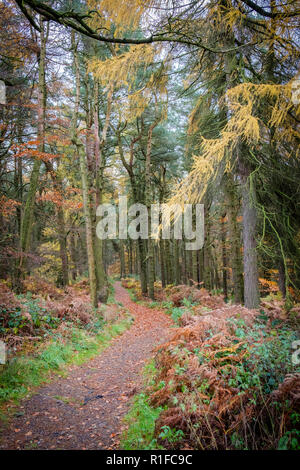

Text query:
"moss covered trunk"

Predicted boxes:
[[71, 32, 97, 308]]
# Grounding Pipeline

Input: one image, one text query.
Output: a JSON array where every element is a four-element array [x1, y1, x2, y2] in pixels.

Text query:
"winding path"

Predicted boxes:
[[0, 282, 171, 450]]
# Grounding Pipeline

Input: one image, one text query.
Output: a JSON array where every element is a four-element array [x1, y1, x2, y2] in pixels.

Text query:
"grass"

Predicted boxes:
[[0, 316, 132, 416], [120, 360, 165, 450]]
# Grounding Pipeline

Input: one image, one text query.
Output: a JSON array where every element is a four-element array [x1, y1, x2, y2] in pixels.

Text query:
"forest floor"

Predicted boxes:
[[0, 282, 172, 450]]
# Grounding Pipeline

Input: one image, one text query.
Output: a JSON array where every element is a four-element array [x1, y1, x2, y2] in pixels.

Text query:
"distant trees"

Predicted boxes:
[[0, 0, 299, 308], [17, 16, 48, 290]]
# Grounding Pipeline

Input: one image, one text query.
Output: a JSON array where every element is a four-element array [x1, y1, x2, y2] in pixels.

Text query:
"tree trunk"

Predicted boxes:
[[203, 210, 212, 291], [71, 32, 98, 308], [45, 160, 69, 287], [57, 205, 69, 286], [120, 240, 126, 278], [134, 241, 139, 275], [192, 250, 198, 287], [165, 240, 173, 285], [158, 239, 165, 288], [240, 159, 260, 309], [221, 214, 228, 301], [138, 238, 148, 294], [69, 232, 78, 281], [17, 18, 47, 289], [174, 240, 180, 285], [94, 78, 109, 300], [182, 243, 187, 285], [278, 259, 286, 298], [128, 239, 133, 274], [225, 174, 244, 303], [145, 121, 158, 300]]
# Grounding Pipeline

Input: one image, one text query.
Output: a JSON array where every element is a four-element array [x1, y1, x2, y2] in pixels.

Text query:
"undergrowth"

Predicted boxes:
[[151, 311, 299, 450], [0, 317, 132, 412], [121, 279, 300, 450], [0, 277, 133, 419]]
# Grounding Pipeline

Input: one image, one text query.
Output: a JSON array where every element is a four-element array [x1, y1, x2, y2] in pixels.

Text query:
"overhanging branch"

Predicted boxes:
[[240, 0, 299, 19], [15, 0, 257, 54]]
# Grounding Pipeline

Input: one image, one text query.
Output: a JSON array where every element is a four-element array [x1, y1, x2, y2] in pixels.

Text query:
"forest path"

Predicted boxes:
[[0, 282, 172, 450]]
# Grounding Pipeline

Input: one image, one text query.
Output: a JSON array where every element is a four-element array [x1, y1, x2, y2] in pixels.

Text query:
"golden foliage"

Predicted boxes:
[[89, 42, 168, 121], [208, 3, 245, 33], [170, 78, 300, 208], [87, 0, 154, 36], [89, 44, 154, 88], [89, 44, 160, 120]]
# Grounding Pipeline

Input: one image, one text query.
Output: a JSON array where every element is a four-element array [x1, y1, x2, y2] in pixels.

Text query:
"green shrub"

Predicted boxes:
[[228, 316, 299, 396], [0, 295, 59, 336], [170, 307, 184, 324], [159, 425, 185, 448]]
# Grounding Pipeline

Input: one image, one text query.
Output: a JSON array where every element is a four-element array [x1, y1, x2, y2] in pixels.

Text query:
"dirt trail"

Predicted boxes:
[[0, 282, 172, 450]]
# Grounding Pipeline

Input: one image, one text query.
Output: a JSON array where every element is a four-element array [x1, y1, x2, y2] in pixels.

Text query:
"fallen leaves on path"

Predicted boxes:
[[0, 282, 171, 450]]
